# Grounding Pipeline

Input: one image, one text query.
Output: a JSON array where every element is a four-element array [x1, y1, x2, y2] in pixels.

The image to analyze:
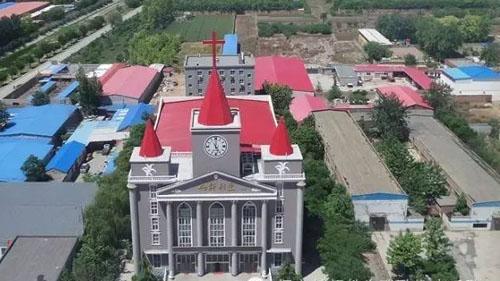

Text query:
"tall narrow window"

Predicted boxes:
[[178, 203, 192, 247], [241, 202, 256, 246], [274, 214, 284, 244], [150, 201, 158, 215], [209, 202, 225, 247], [151, 217, 159, 231], [149, 185, 157, 199]]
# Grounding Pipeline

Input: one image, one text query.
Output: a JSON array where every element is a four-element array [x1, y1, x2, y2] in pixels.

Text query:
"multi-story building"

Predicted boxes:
[[128, 61, 305, 279], [184, 54, 255, 96]]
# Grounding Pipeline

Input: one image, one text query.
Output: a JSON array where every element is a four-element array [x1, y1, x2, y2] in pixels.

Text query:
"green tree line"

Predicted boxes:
[[334, 0, 499, 10], [175, 0, 303, 13]]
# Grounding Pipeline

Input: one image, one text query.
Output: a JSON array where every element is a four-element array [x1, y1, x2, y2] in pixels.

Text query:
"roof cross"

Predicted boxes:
[[202, 31, 225, 68]]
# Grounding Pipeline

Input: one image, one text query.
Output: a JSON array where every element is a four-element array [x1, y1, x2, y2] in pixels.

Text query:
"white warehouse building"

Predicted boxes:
[[440, 65, 500, 101]]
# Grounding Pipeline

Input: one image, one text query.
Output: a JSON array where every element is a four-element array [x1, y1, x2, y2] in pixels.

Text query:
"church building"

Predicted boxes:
[[127, 33, 305, 279]]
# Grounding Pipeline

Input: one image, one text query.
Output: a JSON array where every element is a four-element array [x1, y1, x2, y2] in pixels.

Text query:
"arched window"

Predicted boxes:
[[209, 202, 225, 247], [177, 203, 192, 247], [241, 202, 256, 246]]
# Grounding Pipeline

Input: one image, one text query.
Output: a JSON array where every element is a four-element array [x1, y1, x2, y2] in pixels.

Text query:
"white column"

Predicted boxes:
[[197, 201, 204, 276], [231, 201, 238, 276], [167, 202, 175, 279], [261, 200, 268, 277], [127, 184, 141, 275], [295, 181, 305, 275]]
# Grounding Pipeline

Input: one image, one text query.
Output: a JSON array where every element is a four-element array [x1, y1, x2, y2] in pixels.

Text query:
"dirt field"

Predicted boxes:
[[256, 34, 364, 64], [235, 14, 258, 55]]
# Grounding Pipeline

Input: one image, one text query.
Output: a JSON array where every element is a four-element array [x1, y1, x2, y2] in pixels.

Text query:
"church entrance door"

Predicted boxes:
[[176, 254, 196, 273], [239, 253, 259, 273], [205, 254, 230, 273]]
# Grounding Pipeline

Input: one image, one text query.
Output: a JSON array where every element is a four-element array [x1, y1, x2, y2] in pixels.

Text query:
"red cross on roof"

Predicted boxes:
[[202, 31, 225, 68]]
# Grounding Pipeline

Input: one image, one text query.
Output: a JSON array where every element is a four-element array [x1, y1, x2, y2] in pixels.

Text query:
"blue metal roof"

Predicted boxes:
[[47, 64, 68, 75], [57, 81, 79, 100], [117, 103, 154, 131], [46, 141, 86, 173], [40, 80, 56, 94], [351, 192, 408, 201], [0, 2, 15, 10], [444, 66, 500, 81], [0, 139, 53, 182], [0, 104, 77, 139], [222, 34, 238, 56], [459, 66, 500, 80]]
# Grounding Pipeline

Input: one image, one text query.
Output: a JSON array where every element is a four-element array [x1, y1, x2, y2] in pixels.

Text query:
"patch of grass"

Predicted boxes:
[[165, 15, 235, 42]]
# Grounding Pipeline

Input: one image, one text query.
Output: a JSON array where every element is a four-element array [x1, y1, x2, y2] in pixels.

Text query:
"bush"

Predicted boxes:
[[32, 91, 50, 106], [258, 22, 331, 38], [125, 0, 141, 8]]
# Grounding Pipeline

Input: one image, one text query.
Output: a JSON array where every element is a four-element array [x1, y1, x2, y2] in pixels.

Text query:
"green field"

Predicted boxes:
[[165, 15, 235, 42]]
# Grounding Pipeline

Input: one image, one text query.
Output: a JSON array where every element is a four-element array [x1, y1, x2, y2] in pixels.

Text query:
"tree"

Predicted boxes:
[[404, 54, 417, 66], [481, 43, 500, 67], [277, 262, 302, 281], [489, 118, 500, 139], [387, 231, 423, 278], [132, 259, 159, 281], [106, 11, 122, 27], [129, 31, 181, 65], [31, 90, 50, 106], [363, 42, 392, 62], [423, 218, 451, 262], [125, 0, 141, 8], [76, 67, 101, 115], [141, 0, 175, 30], [0, 101, 9, 130], [376, 14, 417, 42], [265, 83, 293, 116], [21, 155, 50, 181], [41, 6, 65, 22], [454, 192, 470, 215], [349, 90, 368, 105], [459, 15, 490, 43], [372, 94, 409, 141], [425, 82, 453, 113], [327, 84, 342, 101], [292, 124, 324, 160], [416, 17, 463, 61]]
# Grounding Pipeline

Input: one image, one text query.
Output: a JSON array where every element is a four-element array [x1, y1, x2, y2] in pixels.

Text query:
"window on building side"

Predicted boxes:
[[150, 201, 158, 215], [274, 214, 284, 244], [277, 182, 284, 199], [242, 202, 256, 246], [151, 254, 161, 267], [152, 233, 160, 245], [273, 253, 283, 267], [151, 217, 159, 231], [247, 73, 252, 78], [209, 202, 225, 247], [197, 71, 202, 75], [178, 203, 192, 247], [150, 185, 157, 199], [276, 200, 284, 213]]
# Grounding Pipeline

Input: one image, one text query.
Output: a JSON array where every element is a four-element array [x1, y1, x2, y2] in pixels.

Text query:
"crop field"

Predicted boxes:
[[165, 15, 235, 42]]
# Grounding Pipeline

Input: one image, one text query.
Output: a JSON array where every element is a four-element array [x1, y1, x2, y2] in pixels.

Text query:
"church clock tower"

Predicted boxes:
[[191, 32, 241, 177]]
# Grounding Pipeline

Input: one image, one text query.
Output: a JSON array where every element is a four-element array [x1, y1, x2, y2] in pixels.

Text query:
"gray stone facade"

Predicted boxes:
[[128, 109, 305, 279], [184, 55, 255, 96]]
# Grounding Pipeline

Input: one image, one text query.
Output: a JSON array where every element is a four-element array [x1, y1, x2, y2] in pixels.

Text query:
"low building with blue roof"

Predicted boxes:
[[57, 81, 79, 103], [46, 141, 86, 181], [0, 104, 80, 143], [222, 34, 239, 56], [440, 65, 500, 101], [0, 139, 54, 182]]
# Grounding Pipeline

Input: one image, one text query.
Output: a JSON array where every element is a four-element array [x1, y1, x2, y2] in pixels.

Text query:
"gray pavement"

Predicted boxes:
[[0, 6, 142, 99], [314, 110, 403, 195], [408, 115, 500, 202]]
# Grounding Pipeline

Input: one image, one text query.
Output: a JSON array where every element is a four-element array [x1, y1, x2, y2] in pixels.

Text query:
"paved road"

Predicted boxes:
[[0, 6, 142, 99], [19, 0, 123, 51]]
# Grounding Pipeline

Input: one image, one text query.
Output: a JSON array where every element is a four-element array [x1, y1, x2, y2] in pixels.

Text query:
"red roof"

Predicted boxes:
[[270, 117, 293, 155], [99, 63, 126, 85], [377, 85, 432, 110], [101, 65, 159, 100], [156, 97, 277, 152], [354, 64, 432, 90], [139, 119, 163, 157], [290, 94, 328, 122], [0, 1, 49, 18], [198, 68, 233, 125], [254, 56, 314, 93]]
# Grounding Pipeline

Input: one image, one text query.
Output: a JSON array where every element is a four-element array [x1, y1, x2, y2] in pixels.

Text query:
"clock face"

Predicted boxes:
[[204, 135, 228, 158]]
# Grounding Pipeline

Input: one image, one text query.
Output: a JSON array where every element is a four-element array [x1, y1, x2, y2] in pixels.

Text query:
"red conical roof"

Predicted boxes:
[[198, 68, 232, 126], [139, 119, 163, 157], [270, 116, 293, 156]]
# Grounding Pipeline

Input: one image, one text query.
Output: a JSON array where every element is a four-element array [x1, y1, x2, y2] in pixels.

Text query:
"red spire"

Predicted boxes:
[[139, 119, 163, 157], [270, 116, 293, 156], [198, 68, 233, 125]]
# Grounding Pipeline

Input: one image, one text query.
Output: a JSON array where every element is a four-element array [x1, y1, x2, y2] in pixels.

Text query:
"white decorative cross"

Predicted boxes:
[[142, 164, 157, 176], [275, 162, 290, 175]]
